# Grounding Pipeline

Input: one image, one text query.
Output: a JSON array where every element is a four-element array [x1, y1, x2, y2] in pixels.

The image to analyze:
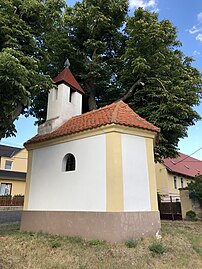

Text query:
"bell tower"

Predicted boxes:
[[38, 67, 84, 135]]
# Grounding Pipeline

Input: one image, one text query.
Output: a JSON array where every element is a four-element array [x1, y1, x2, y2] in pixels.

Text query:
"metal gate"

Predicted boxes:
[[158, 196, 182, 220]]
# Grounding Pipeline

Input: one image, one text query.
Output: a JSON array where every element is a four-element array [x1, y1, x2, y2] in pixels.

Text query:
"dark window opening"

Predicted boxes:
[[63, 153, 76, 172], [174, 176, 177, 189], [69, 88, 73, 103], [181, 178, 184, 188]]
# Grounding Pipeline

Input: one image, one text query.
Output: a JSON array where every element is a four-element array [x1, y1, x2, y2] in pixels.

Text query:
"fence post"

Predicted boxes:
[[170, 196, 175, 221]]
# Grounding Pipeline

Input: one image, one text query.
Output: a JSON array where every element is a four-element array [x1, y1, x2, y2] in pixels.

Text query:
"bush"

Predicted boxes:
[[188, 175, 202, 209], [186, 210, 197, 221], [149, 241, 166, 254], [125, 239, 138, 248]]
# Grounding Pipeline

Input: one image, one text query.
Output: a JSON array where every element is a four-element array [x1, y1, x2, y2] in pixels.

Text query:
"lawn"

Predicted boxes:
[[0, 221, 201, 269]]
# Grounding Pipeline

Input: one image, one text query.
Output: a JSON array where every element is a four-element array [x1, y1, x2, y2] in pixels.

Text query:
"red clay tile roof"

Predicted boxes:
[[25, 101, 160, 145], [164, 153, 202, 178], [53, 68, 84, 94]]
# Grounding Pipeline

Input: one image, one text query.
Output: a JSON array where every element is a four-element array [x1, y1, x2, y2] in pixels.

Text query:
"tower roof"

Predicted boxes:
[[25, 101, 160, 146], [53, 68, 84, 94]]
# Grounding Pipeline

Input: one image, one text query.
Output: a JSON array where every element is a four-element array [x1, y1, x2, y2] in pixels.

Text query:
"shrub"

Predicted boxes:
[[125, 239, 138, 248], [186, 210, 197, 221], [188, 175, 202, 209], [149, 241, 166, 254]]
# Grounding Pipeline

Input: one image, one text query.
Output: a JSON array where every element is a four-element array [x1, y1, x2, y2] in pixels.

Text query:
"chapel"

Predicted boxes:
[[21, 66, 161, 242]]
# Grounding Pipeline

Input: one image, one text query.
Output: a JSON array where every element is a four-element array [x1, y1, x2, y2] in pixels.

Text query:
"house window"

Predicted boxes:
[[0, 183, 12, 196], [4, 160, 12, 170], [174, 176, 177, 189], [181, 178, 184, 188], [62, 153, 76, 172]]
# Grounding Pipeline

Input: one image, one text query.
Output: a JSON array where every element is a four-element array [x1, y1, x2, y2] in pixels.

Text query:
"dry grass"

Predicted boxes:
[[0, 221, 202, 269]]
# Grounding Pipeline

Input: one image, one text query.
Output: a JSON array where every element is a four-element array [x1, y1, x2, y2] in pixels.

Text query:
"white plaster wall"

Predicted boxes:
[[28, 135, 106, 211], [122, 134, 151, 211], [47, 84, 82, 122]]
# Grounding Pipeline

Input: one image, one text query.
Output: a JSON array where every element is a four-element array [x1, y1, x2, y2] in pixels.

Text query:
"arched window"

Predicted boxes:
[[62, 153, 76, 172]]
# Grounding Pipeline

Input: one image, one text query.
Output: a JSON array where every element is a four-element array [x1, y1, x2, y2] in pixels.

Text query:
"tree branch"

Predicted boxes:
[[120, 78, 142, 102]]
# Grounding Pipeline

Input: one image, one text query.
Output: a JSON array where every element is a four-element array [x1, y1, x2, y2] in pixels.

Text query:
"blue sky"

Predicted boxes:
[[1, 0, 202, 159]]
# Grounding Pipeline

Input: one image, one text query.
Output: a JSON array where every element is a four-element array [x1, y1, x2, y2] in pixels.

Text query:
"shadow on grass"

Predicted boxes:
[[0, 222, 20, 236]]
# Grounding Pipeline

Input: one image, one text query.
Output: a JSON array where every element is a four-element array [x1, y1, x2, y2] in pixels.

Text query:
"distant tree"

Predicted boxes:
[[188, 175, 202, 209]]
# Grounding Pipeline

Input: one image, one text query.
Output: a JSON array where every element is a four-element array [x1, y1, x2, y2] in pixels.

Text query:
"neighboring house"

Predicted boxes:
[[156, 153, 202, 202], [21, 67, 161, 242], [0, 145, 28, 196]]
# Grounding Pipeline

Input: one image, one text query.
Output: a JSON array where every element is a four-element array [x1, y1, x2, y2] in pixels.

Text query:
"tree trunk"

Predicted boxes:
[[87, 78, 97, 111]]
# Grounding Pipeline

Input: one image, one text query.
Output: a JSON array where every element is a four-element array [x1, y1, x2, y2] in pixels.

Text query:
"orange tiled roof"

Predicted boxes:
[[53, 68, 84, 94], [25, 101, 160, 145]]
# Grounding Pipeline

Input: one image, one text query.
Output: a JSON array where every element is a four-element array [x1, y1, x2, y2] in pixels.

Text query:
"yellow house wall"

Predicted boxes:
[[155, 163, 169, 196], [155, 161, 192, 200], [0, 179, 25, 196], [167, 173, 191, 197], [180, 189, 193, 219], [0, 149, 28, 172]]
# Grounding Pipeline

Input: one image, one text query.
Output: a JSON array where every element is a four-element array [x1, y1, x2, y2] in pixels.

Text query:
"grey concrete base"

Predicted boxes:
[[21, 211, 161, 242]]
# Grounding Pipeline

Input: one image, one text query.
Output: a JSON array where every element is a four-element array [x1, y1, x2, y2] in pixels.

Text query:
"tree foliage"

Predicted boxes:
[[64, 0, 128, 110], [0, 0, 66, 137], [120, 8, 202, 159], [0, 1, 201, 160], [188, 175, 202, 209]]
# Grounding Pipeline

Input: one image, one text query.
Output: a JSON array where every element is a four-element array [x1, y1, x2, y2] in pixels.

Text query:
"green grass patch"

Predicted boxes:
[[149, 240, 166, 255], [125, 239, 138, 248], [88, 239, 106, 246]]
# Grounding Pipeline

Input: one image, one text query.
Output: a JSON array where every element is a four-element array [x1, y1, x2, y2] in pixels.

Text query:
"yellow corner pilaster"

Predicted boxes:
[[146, 138, 158, 211], [23, 150, 33, 210], [106, 132, 124, 212]]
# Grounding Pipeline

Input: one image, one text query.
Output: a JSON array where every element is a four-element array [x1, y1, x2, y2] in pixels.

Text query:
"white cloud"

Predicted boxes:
[[196, 33, 202, 42], [193, 50, 201, 56], [129, 0, 157, 9], [188, 11, 202, 42], [197, 12, 202, 23], [189, 25, 202, 34]]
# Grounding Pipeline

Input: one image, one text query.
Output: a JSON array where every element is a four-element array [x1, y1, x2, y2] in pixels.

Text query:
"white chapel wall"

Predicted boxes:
[[121, 133, 151, 211], [27, 134, 106, 211]]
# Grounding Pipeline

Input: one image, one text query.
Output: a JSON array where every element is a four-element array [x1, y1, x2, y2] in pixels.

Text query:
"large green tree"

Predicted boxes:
[[64, 0, 128, 110], [0, 1, 201, 160], [0, 0, 66, 137], [119, 8, 202, 159], [63, 6, 202, 159]]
